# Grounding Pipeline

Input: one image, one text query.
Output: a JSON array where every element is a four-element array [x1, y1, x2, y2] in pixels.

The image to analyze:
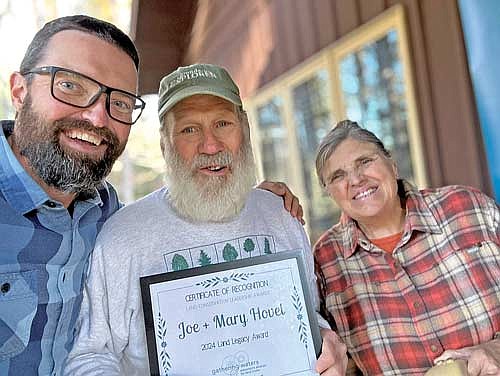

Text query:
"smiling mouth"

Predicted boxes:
[[65, 130, 105, 146], [353, 187, 377, 200], [193, 151, 233, 176], [200, 165, 229, 174], [208, 165, 225, 172]]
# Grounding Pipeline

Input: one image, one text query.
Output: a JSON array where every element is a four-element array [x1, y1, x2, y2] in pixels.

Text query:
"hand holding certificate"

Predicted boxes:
[[141, 251, 321, 376]]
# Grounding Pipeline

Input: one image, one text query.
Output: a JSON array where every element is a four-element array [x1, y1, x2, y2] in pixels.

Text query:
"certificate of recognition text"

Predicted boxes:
[[141, 251, 321, 376]]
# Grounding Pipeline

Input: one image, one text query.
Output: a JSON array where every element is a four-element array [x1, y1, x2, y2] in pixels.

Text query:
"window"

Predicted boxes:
[[246, 5, 426, 242], [331, 4, 426, 188], [255, 97, 289, 182], [291, 70, 338, 240]]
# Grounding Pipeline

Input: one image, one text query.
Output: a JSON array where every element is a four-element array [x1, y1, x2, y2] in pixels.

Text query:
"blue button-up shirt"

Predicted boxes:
[[0, 120, 121, 375]]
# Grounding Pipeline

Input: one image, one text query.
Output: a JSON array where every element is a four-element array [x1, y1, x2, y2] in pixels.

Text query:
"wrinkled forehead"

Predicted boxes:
[[161, 94, 240, 137], [327, 139, 380, 169], [172, 94, 238, 118]]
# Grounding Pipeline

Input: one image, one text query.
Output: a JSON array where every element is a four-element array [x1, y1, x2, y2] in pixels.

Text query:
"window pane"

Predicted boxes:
[[256, 97, 289, 182], [339, 29, 414, 181], [292, 70, 339, 241]]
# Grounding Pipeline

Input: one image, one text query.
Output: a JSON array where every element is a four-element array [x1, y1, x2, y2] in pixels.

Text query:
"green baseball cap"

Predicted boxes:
[[158, 63, 242, 120]]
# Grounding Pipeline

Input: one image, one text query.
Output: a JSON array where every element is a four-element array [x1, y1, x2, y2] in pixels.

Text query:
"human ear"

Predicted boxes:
[[391, 160, 399, 178], [10, 72, 28, 111], [160, 137, 166, 158]]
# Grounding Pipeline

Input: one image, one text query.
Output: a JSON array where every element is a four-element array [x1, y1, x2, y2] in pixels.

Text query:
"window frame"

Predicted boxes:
[[330, 4, 427, 188], [245, 4, 427, 237]]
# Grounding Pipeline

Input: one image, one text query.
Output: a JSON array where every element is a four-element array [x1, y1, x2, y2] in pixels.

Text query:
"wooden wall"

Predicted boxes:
[[132, 0, 197, 95], [135, 0, 492, 195]]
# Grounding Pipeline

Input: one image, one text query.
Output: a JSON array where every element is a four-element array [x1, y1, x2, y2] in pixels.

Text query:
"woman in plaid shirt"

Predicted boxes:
[[314, 120, 499, 375]]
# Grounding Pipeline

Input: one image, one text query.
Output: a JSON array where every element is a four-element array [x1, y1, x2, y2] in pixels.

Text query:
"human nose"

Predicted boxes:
[[198, 128, 224, 155], [80, 94, 110, 128], [346, 166, 364, 184]]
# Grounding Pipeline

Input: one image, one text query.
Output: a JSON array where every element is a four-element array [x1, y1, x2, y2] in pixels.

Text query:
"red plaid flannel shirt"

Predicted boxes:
[[314, 180, 500, 375]]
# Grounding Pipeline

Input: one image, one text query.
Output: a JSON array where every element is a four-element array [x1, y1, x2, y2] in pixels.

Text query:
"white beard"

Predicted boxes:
[[164, 141, 256, 223]]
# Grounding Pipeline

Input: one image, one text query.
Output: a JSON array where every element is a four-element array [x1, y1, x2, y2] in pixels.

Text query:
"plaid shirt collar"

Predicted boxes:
[[339, 179, 442, 258], [0, 120, 102, 214]]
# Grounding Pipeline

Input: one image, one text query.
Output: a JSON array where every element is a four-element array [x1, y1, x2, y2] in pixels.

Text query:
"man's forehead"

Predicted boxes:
[[39, 30, 138, 91], [173, 95, 237, 118], [177, 94, 235, 107]]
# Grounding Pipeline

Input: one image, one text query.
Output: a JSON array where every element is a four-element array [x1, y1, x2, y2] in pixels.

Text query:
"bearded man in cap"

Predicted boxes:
[[64, 63, 347, 375]]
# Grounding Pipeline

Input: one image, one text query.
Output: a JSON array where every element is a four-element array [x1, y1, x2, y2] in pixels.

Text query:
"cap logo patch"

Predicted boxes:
[[166, 68, 219, 91]]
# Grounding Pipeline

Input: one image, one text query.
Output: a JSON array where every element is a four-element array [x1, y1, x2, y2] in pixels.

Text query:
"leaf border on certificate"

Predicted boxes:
[[140, 250, 321, 376]]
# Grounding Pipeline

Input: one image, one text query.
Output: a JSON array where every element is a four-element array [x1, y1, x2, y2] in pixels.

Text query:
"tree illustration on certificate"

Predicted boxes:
[[264, 237, 272, 254], [243, 238, 255, 255], [198, 250, 212, 266], [222, 243, 238, 261], [171, 254, 189, 271]]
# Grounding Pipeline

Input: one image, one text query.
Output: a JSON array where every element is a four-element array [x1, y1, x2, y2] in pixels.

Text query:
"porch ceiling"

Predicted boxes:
[[131, 0, 197, 94]]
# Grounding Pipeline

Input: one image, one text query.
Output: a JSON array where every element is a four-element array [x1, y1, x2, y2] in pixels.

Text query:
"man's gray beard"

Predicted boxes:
[[22, 141, 112, 196], [14, 95, 124, 195], [164, 141, 257, 223]]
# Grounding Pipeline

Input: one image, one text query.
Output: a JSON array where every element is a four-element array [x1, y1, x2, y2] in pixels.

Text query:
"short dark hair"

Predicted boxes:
[[315, 120, 392, 187], [19, 15, 139, 75]]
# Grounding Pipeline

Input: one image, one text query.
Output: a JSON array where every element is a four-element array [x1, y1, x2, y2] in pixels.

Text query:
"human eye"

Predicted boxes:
[[358, 154, 378, 169], [328, 172, 345, 185], [215, 120, 232, 128], [360, 156, 375, 165], [179, 126, 198, 135], [55, 78, 84, 95], [110, 91, 135, 112], [111, 98, 133, 113]]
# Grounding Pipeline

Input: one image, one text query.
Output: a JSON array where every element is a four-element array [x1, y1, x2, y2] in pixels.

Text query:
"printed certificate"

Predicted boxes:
[[141, 251, 321, 376]]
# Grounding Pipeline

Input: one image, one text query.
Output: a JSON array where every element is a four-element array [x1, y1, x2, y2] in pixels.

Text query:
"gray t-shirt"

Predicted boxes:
[[65, 187, 318, 375]]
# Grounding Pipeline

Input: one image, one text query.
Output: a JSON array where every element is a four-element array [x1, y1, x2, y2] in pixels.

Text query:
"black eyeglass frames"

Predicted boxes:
[[23, 65, 146, 125]]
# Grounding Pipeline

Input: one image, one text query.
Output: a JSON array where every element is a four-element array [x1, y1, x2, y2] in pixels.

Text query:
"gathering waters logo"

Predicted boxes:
[[211, 351, 263, 375]]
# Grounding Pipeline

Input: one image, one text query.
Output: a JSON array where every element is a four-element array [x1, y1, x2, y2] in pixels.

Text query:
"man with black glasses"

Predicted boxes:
[[0, 15, 302, 375], [0, 15, 144, 375]]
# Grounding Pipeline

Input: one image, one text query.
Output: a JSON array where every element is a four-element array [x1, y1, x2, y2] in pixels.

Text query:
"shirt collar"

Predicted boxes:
[[340, 179, 442, 258], [0, 120, 49, 214], [401, 179, 441, 235], [0, 120, 102, 214]]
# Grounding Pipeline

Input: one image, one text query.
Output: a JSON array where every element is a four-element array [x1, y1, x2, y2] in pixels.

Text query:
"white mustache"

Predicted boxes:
[[191, 151, 233, 170]]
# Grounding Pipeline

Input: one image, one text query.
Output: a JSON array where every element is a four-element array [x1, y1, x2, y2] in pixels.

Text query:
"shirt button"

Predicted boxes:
[[413, 301, 420, 309], [46, 201, 57, 208], [1, 282, 10, 293], [430, 344, 439, 353]]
